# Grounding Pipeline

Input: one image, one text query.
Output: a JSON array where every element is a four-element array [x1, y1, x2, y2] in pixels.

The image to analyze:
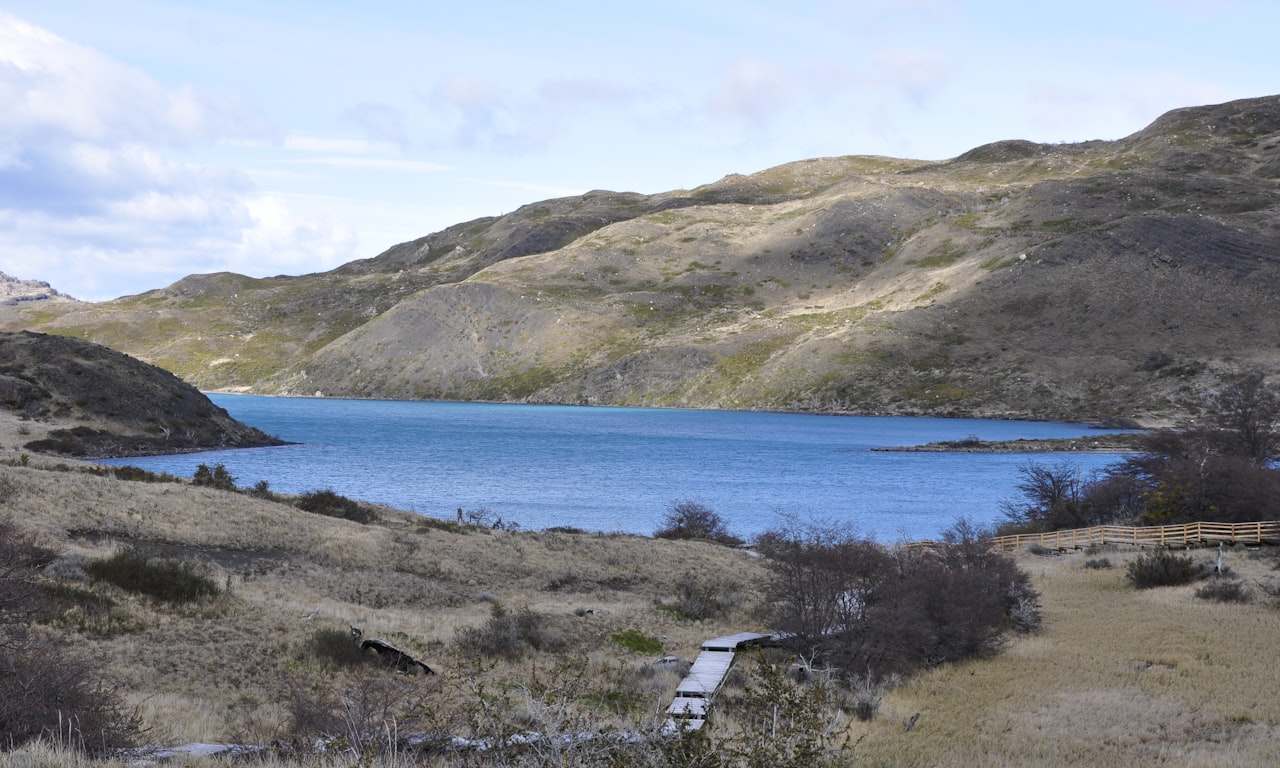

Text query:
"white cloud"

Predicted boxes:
[[710, 57, 790, 125], [340, 102, 410, 148], [876, 49, 947, 105], [304, 156, 452, 172], [0, 12, 356, 300], [229, 195, 358, 274], [0, 12, 267, 146], [283, 134, 397, 155]]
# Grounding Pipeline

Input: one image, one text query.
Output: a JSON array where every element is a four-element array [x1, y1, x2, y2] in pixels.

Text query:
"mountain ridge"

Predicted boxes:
[[5, 95, 1280, 423]]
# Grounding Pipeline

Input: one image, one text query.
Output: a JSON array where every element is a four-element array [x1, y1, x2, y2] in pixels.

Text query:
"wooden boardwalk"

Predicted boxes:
[[664, 632, 774, 731], [988, 520, 1280, 553]]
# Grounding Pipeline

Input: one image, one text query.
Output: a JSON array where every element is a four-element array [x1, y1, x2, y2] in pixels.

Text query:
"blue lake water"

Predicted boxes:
[[101, 395, 1135, 541]]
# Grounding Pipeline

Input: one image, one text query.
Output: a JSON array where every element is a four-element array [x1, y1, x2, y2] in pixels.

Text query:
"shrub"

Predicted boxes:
[[286, 674, 433, 756], [302, 627, 370, 669], [460, 506, 520, 530], [84, 549, 220, 604], [107, 465, 174, 483], [0, 517, 58, 643], [1195, 578, 1251, 603], [192, 463, 236, 491], [455, 603, 565, 659], [1083, 557, 1113, 570], [654, 500, 742, 546], [1126, 549, 1201, 588], [849, 674, 888, 722], [609, 629, 663, 654], [758, 516, 1040, 680], [296, 489, 378, 524], [657, 573, 743, 621], [0, 640, 142, 755]]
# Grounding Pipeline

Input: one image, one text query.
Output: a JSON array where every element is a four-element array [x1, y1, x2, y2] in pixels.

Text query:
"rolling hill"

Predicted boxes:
[[0, 331, 283, 456], [6, 95, 1280, 423]]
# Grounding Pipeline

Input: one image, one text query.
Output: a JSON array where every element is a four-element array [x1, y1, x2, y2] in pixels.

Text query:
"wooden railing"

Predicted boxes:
[[988, 520, 1280, 553]]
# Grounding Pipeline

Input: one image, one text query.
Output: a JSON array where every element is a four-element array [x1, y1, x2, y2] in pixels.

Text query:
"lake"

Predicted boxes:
[[100, 396, 1135, 541]]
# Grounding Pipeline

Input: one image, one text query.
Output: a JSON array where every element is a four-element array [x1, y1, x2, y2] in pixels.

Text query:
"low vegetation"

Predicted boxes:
[[1126, 549, 1201, 589], [83, 548, 221, 604], [454, 602, 568, 660], [295, 488, 379, 524], [0, 517, 143, 755]]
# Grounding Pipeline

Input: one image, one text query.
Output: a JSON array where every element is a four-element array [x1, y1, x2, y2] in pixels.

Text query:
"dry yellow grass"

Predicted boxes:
[[0, 449, 765, 749], [850, 547, 1280, 767]]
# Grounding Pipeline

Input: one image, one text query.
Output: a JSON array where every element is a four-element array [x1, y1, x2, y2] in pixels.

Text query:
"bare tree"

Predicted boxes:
[[654, 500, 741, 546], [1204, 368, 1280, 466], [754, 514, 889, 645], [998, 461, 1086, 532]]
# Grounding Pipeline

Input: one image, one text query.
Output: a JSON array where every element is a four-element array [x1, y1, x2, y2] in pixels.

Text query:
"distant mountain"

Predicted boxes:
[[0, 331, 283, 456], [0, 272, 79, 305], [4, 95, 1280, 424]]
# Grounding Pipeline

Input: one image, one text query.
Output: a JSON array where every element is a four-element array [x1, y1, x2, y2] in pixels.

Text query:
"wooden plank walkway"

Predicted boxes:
[[988, 520, 1280, 553], [664, 632, 774, 731]]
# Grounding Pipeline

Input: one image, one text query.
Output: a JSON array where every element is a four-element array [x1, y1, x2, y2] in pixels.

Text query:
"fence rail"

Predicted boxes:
[[988, 520, 1280, 553]]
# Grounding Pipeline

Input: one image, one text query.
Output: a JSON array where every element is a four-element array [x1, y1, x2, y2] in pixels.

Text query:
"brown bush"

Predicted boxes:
[[0, 639, 142, 755], [455, 603, 566, 659], [285, 673, 436, 754], [757, 516, 1040, 682], [654, 500, 743, 546]]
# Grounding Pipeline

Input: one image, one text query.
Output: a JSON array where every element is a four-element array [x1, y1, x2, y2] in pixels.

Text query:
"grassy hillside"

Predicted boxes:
[[2, 444, 1279, 766], [4, 96, 1280, 422]]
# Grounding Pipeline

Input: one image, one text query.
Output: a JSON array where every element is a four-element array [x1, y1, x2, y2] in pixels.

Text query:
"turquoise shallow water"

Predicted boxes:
[[101, 395, 1134, 541]]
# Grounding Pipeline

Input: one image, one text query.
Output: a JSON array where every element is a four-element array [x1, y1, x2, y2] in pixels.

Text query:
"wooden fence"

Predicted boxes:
[[988, 520, 1280, 553]]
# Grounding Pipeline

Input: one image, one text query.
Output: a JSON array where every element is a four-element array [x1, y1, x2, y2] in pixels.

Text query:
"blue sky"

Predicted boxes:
[[2, 1, 1276, 301]]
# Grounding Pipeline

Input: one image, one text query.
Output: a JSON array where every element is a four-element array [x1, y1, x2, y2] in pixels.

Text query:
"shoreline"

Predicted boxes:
[[872, 434, 1148, 454]]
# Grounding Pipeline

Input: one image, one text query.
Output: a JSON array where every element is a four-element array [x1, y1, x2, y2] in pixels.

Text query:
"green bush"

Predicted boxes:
[[609, 629, 663, 654], [106, 465, 175, 483], [296, 489, 378, 524], [192, 463, 236, 491], [84, 549, 220, 604], [1126, 549, 1201, 589]]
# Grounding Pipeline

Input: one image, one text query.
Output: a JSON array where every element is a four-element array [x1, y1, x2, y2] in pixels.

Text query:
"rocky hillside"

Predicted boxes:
[[0, 331, 283, 456], [4, 95, 1280, 423], [0, 271, 79, 305]]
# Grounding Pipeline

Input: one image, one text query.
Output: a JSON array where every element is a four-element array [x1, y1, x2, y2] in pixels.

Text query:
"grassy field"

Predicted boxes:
[[3, 423, 1280, 766]]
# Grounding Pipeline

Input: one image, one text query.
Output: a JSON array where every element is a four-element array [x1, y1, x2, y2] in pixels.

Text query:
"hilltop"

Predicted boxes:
[[0, 271, 80, 306], [0, 331, 283, 457], [5, 95, 1280, 422]]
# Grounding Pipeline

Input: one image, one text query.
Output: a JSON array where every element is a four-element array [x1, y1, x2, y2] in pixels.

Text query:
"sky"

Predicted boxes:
[[1, 1, 1276, 302]]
